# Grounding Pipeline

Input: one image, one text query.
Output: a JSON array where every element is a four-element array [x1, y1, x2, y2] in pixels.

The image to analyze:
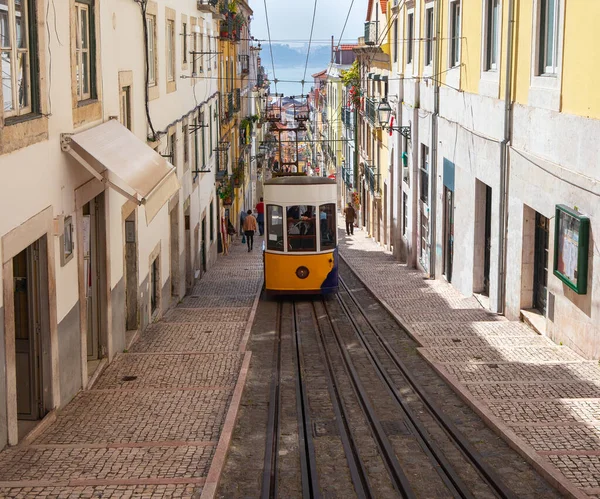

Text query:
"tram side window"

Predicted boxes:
[[287, 205, 316, 252], [267, 205, 285, 250], [319, 204, 337, 250]]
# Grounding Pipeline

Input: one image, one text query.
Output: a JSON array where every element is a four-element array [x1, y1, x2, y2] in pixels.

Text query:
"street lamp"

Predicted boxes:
[[377, 99, 411, 140]]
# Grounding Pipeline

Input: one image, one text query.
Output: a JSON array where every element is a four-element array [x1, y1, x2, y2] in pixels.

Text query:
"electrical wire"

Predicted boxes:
[[302, 0, 319, 95], [335, 0, 356, 52], [262, 0, 278, 95]]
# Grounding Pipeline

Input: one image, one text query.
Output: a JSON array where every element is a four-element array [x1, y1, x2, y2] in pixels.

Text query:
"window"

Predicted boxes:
[[183, 124, 189, 168], [1, 0, 34, 117], [193, 115, 199, 181], [420, 144, 429, 205], [539, 0, 558, 74], [287, 205, 317, 252], [267, 205, 284, 250], [425, 7, 434, 67], [393, 19, 398, 64], [319, 204, 336, 250], [200, 111, 206, 167], [75, 1, 94, 101], [167, 19, 175, 81], [146, 14, 156, 85], [402, 192, 408, 236], [60, 216, 74, 266], [120, 85, 131, 130], [406, 12, 414, 64], [209, 104, 213, 152], [450, 0, 461, 67], [484, 0, 500, 71], [421, 212, 430, 264], [192, 25, 198, 76], [182, 22, 187, 64], [169, 132, 176, 166], [151, 257, 159, 314]]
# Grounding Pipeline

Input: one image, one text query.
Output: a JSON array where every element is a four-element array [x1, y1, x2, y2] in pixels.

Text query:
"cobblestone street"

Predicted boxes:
[[339, 225, 600, 498], [0, 238, 262, 499]]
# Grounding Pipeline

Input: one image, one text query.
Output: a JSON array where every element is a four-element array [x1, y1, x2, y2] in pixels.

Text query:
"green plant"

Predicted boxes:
[[341, 60, 362, 110], [218, 182, 233, 200]]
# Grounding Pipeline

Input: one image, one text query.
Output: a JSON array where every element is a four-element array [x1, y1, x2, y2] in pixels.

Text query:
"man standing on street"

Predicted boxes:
[[243, 209, 258, 252], [255, 197, 265, 236], [344, 202, 356, 236]]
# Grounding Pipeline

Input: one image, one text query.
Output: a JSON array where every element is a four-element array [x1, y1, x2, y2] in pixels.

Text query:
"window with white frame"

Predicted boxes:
[[420, 144, 429, 205], [192, 25, 199, 76], [406, 11, 414, 64], [146, 14, 156, 85], [167, 19, 175, 81], [1, 0, 34, 117], [425, 6, 434, 67], [182, 22, 187, 64], [393, 19, 398, 64], [75, 1, 94, 101], [450, 0, 461, 67], [538, 0, 559, 75], [484, 0, 500, 71]]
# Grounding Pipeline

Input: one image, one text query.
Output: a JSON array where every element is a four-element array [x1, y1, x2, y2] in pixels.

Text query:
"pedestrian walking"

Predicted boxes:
[[240, 209, 248, 236], [255, 197, 265, 236], [344, 202, 356, 236], [243, 209, 258, 252]]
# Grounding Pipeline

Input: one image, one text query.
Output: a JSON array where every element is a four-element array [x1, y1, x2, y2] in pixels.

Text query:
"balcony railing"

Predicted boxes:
[[341, 164, 353, 188], [234, 88, 241, 112], [364, 21, 378, 45], [342, 107, 354, 129], [239, 54, 249, 74], [365, 97, 379, 127], [365, 164, 380, 194], [197, 0, 218, 13]]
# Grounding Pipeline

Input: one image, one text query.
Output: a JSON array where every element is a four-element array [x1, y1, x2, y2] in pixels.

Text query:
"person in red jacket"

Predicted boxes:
[[255, 197, 265, 236]]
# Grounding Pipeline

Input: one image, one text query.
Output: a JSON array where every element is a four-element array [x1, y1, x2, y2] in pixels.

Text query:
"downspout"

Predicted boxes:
[[429, 0, 442, 278], [498, 0, 516, 314]]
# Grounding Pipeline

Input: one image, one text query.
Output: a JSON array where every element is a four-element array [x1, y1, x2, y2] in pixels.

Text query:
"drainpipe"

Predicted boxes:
[[429, 0, 442, 278], [498, 0, 516, 314]]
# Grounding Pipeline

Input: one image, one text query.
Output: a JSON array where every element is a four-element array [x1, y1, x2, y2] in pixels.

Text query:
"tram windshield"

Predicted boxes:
[[319, 204, 336, 250], [267, 205, 284, 250], [287, 205, 316, 252]]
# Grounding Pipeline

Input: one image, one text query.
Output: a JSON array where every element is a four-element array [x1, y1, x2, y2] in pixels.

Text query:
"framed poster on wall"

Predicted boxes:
[[554, 205, 590, 294]]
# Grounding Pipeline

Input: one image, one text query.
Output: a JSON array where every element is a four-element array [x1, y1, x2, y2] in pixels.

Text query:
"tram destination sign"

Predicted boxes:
[[553, 204, 590, 294]]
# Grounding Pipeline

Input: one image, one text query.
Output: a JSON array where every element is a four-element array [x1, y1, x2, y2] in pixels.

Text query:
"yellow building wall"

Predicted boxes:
[[460, 0, 483, 94], [512, 0, 533, 105], [561, 0, 600, 118]]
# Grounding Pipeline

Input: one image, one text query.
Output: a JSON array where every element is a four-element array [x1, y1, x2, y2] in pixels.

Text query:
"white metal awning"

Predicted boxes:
[[63, 120, 180, 224]]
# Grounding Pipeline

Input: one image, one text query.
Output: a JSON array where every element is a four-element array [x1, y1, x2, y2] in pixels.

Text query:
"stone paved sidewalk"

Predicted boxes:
[[0, 237, 263, 499], [339, 225, 600, 499]]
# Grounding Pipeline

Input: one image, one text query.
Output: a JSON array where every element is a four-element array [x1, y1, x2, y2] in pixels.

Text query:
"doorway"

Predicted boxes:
[[201, 216, 207, 274], [443, 187, 454, 283], [483, 185, 492, 296], [14, 240, 45, 430], [83, 194, 106, 378], [533, 212, 550, 315], [184, 210, 192, 292], [170, 205, 179, 298], [125, 212, 138, 332]]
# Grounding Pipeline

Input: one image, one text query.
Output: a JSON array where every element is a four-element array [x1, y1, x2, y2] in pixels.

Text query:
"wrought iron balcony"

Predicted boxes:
[[234, 88, 241, 112], [341, 164, 353, 188], [365, 98, 379, 127], [239, 54, 250, 75], [364, 21, 378, 45], [365, 164, 380, 194]]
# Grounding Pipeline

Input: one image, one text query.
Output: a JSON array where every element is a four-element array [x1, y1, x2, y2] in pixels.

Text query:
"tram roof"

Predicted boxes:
[[264, 176, 336, 186]]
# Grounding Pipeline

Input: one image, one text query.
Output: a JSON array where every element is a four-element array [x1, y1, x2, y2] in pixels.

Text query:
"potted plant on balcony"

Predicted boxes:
[[219, 182, 234, 205], [233, 165, 244, 187]]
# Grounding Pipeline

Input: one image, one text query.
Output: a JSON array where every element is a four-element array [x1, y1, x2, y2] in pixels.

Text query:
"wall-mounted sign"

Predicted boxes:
[[554, 205, 589, 294]]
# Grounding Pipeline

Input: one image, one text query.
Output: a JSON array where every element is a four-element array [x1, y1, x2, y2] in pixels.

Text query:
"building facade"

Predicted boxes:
[[383, 0, 599, 358], [0, 0, 228, 449]]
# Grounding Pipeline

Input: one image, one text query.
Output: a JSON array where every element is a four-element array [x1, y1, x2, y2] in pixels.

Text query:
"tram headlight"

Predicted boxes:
[[296, 266, 310, 279]]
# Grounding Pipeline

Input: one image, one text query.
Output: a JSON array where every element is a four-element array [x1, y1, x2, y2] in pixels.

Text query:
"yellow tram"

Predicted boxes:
[[263, 175, 338, 294]]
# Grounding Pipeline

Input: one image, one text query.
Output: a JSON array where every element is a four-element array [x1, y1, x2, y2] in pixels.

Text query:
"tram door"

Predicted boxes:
[[14, 241, 44, 420]]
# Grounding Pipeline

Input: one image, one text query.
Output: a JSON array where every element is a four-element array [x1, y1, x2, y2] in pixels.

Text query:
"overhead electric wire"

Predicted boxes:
[[302, 0, 319, 95], [335, 0, 356, 52], [263, 0, 278, 94]]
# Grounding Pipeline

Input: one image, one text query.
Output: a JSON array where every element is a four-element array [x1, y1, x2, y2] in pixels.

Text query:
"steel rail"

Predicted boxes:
[[261, 301, 283, 499], [310, 301, 373, 499], [292, 301, 321, 499], [338, 275, 518, 499], [334, 287, 474, 499], [320, 299, 416, 499]]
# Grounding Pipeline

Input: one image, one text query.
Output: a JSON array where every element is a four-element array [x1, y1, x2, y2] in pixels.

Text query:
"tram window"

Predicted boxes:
[[319, 204, 337, 250], [287, 205, 316, 252], [267, 205, 284, 250]]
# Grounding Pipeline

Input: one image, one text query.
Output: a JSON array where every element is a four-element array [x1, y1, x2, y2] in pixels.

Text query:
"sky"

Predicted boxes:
[[248, 0, 369, 47]]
